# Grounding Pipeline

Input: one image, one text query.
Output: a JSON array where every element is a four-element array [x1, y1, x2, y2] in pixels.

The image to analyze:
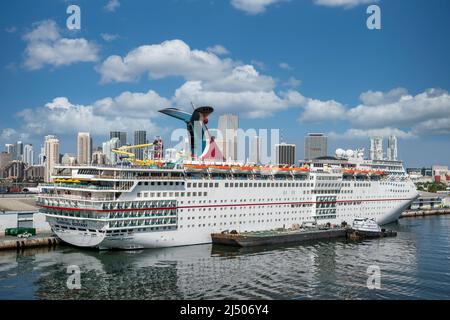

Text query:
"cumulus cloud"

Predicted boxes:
[[105, 0, 120, 12], [206, 45, 230, 56], [97, 39, 236, 83], [230, 0, 283, 14], [313, 0, 376, 8], [329, 127, 415, 140], [173, 81, 305, 118], [100, 33, 119, 42], [23, 20, 99, 70], [16, 92, 167, 137], [279, 62, 292, 70], [299, 98, 346, 123], [323, 87, 450, 139], [348, 88, 450, 131]]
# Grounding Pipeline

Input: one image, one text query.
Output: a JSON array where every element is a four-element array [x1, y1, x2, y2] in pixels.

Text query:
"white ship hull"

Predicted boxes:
[[42, 174, 418, 249]]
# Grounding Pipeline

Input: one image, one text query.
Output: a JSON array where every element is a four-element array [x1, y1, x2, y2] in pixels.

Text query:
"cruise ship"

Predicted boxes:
[[36, 106, 419, 249]]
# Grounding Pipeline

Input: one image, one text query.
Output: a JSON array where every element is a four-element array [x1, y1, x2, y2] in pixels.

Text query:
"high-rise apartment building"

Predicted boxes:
[[77, 132, 93, 165], [103, 137, 121, 165], [218, 114, 239, 161], [134, 130, 147, 160], [276, 143, 296, 166], [110, 131, 127, 147], [304, 133, 327, 160], [370, 136, 383, 160], [387, 135, 398, 161], [23, 144, 34, 166], [250, 135, 261, 164], [44, 135, 60, 183]]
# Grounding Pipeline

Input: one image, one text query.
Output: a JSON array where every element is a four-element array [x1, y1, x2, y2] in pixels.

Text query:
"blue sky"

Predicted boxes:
[[0, 0, 449, 167]]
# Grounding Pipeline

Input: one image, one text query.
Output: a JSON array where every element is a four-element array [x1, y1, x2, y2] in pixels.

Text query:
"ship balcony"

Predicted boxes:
[[37, 195, 177, 211]]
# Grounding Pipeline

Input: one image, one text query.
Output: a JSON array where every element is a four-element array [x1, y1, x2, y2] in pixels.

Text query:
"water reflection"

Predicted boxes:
[[1, 216, 450, 299]]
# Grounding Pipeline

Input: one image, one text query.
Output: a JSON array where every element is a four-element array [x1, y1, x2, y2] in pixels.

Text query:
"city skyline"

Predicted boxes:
[[0, 1, 449, 167]]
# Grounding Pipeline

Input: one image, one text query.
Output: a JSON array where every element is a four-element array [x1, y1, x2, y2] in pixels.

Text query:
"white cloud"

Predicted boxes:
[[16, 92, 166, 137], [299, 98, 346, 122], [206, 45, 230, 56], [173, 81, 305, 118], [100, 33, 119, 42], [348, 88, 450, 130], [325, 87, 450, 139], [105, 0, 120, 12], [230, 0, 283, 14], [279, 62, 292, 70], [97, 39, 235, 83], [283, 76, 301, 88], [94, 90, 171, 118], [23, 20, 99, 70], [328, 127, 415, 140], [5, 26, 17, 33], [313, 0, 376, 8]]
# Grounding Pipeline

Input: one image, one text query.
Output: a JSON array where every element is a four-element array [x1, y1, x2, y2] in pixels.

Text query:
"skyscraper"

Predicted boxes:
[[276, 143, 296, 166], [370, 136, 383, 160], [110, 131, 127, 147], [102, 137, 121, 165], [304, 133, 327, 160], [134, 130, 147, 160], [77, 132, 92, 165], [5, 144, 14, 155], [387, 135, 398, 161], [44, 135, 60, 182], [23, 144, 34, 166], [250, 135, 261, 164], [218, 114, 239, 161]]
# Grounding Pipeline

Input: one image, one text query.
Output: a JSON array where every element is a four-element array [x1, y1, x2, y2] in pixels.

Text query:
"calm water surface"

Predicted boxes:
[[1, 215, 449, 300]]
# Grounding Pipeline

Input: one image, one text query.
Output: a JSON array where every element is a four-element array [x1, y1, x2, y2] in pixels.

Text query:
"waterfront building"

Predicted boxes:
[[25, 165, 45, 182], [218, 114, 239, 161], [77, 132, 93, 165], [304, 133, 327, 160], [370, 136, 383, 160], [0, 152, 12, 169], [387, 135, 398, 161], [134, 130, 147, 160], [44, 136, 60, 183], [92, 151, 107, 165], [275, 143, 296, 166], [23, 144, 34, 166], [110, 131, 127, 147], [1, 160, 25, 180]]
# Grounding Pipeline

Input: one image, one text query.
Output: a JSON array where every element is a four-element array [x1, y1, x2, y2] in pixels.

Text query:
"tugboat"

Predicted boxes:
[[347, 218, 397, 240]]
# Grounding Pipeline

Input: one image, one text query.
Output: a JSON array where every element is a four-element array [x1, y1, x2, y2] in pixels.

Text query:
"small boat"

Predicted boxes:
[[208, 165, 232, 173], [183, 163, 208, 173], [231, 166, 253, 174], [292, 167, 309, 175], [352, 218, 381, 235], [348, 218, 397, 240]]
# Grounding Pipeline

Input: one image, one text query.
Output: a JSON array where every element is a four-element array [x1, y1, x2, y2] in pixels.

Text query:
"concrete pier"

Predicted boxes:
[[0, 234, 61, 250], [401, 209, 450, 218]]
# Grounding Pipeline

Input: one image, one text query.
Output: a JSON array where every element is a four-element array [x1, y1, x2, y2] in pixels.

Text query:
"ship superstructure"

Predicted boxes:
[[36, 106, 419, 249]]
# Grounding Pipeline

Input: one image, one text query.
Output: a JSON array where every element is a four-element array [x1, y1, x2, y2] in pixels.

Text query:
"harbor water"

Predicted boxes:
[[0, 215, 449, 300]]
